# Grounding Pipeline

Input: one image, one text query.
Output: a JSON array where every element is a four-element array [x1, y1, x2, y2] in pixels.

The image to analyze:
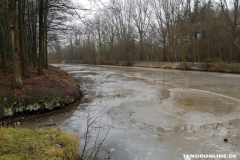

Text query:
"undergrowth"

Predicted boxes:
[[176, 62, 188, 70], [213, 62, 240, 73]]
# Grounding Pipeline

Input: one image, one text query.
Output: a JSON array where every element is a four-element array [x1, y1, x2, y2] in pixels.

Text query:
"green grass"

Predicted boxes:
[[0, 127, 81, 160]]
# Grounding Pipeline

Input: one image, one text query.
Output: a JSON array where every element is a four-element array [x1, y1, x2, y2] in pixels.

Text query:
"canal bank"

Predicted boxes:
[[0, 66, 83, 120], [66, 61, 240, 74]]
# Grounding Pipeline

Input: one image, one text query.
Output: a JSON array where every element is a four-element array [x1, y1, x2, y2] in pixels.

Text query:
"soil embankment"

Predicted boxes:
[[0, 66, 83, 120]]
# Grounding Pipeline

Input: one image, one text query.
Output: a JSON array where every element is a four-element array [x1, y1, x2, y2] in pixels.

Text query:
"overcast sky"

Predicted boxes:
[[72, 0, 110, 10], [69, 0, 110, 23]]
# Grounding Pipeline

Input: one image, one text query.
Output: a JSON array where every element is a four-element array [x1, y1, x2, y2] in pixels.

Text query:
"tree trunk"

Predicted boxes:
[[38, 0, 44, 75], [32, 0, 37, 68], [18, 0, 29, 77], [10, 0, 23, 88], [32, 17, 37, 67], [163, 37, 167, 62], [43, 0, 49, 69], [0, 26, 6, 71], [140, 35, 143, 61]]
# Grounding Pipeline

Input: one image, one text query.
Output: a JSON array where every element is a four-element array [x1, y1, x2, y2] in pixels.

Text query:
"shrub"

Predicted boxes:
[[127, 61, 133, 66], [228, 62, 240, 73], [176, 62, 188, 70], [95, 55, 105, 64], [213, 61, 225, 72], [71, 60, 83, 64]]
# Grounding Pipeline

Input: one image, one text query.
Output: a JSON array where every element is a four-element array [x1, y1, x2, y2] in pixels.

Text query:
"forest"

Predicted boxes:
[[0, 0, 76, 88], [0, 0, 240, 87], [48, 0, 240, 65]]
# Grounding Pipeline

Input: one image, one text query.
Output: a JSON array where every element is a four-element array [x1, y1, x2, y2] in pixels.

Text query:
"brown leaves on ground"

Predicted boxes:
[[0, 66, 80, 100]]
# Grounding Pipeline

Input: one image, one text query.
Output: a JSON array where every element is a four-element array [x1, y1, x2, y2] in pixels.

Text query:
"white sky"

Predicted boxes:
[[72, 0, 110, 10], [69, 0, 110, 24]]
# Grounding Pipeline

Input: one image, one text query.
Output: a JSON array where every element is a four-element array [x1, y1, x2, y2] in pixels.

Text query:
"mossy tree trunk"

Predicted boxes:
[[11, 0, 23, 88]]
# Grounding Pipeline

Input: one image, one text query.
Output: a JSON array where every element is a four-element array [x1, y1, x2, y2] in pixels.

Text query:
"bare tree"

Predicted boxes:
[[81, 110, 113, 160]]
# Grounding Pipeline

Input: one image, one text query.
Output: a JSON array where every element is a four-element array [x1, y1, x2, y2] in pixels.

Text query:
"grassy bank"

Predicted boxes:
[[0, 127, 81, 160]]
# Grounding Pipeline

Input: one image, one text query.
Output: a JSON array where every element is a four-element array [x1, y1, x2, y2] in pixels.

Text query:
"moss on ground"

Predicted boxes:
[[0, 127, 81, 160], [0, 94, 77, 119]]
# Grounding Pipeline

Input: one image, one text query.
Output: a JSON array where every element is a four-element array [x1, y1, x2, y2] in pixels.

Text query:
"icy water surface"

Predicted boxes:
[[22, 64, 240, 160]]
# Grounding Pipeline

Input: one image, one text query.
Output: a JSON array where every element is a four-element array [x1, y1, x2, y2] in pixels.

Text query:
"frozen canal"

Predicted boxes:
[[22, 64, 240, 160]]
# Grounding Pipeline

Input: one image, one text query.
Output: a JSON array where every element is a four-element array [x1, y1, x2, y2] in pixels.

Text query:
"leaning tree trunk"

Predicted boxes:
[[10, 0, 23, 88]]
